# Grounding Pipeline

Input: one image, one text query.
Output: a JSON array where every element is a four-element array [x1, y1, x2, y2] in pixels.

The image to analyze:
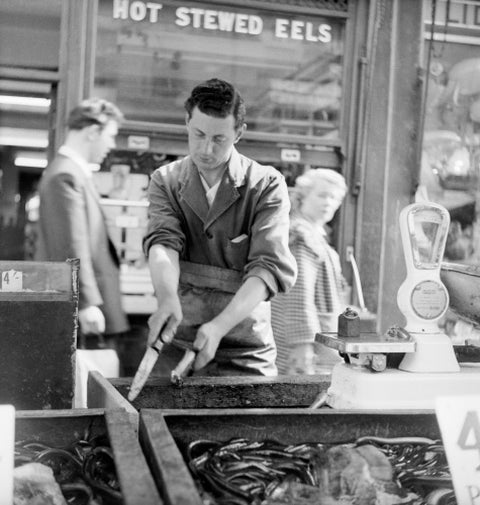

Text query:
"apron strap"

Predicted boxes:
[[179, 261, 242, 294]]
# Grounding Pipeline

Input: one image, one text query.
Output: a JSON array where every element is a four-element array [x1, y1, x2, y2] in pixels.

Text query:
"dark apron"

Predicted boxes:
[[170, 261, 277, 376]]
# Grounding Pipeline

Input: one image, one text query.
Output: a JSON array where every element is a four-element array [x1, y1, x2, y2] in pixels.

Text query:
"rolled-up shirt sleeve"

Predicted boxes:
[[143, 164, 185, 256], [243, 171, 297, 298]]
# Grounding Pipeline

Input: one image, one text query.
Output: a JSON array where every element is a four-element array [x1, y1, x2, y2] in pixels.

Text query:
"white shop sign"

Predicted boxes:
[[112, 0, 334, 43]]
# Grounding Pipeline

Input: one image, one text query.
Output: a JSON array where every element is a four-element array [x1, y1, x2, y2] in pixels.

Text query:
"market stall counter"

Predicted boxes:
[[87, 370, 331, 413]]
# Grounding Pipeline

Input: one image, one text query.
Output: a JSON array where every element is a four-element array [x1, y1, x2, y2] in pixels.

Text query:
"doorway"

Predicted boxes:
[[0, 81, 56, 259]]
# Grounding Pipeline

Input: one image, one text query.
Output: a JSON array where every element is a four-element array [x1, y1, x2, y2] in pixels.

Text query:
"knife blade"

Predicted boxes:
[[128, 338, 164, 402]]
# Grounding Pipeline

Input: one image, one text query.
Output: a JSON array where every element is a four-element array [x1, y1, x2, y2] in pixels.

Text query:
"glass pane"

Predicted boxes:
[[420, 43, 480, 264], [94, 0, 346, 139], [0, 0, 61, 68]]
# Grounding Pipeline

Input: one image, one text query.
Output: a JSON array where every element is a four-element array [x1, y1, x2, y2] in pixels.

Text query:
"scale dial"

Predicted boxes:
[[410, 279, 448, 320]]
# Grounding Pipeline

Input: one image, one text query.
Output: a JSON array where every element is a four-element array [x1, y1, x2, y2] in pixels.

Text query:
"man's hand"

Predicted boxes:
[[192, 322, 225, 370], [147, 294, 182, 346], [79, 306, 105, 335], [190, 276, 269, 371], [147, 244, 181, 346]]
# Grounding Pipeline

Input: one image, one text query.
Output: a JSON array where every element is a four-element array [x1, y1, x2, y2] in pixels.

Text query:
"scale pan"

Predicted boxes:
[[441, 261, 480, 325]]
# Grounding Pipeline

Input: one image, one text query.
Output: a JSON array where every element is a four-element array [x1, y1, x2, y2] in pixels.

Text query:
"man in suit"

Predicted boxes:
[[36, 98, 129, 348]]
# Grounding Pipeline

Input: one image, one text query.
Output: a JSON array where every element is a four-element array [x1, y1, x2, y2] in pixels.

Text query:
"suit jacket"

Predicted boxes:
[[36, 153, 129, 334]]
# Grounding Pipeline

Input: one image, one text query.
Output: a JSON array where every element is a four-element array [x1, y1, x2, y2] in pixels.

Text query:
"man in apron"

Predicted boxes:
[[143, 78, 297, 376]]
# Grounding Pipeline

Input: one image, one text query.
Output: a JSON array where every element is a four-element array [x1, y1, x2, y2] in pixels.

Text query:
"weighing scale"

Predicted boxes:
[[317, 202, 480, 409]]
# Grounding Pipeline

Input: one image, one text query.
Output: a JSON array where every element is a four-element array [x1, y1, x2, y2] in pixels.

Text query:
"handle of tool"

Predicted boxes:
[[174, 349, 196, 376], [152, 338, 165, 353]]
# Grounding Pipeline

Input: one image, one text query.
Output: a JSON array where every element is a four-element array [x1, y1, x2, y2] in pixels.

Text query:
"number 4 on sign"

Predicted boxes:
[[0, 270, 23, 292], [436, 396, 480, 505], [458, 411, 480, 471]]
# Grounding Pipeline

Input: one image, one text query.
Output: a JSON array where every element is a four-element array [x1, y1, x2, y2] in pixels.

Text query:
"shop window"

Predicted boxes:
[[422, 0, 480, 341], [93, 0, 346, 140]]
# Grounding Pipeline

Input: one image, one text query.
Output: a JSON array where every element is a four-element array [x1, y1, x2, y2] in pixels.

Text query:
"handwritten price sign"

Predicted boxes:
[[0, 270, 23, 292], [436, 396, 480, 504]]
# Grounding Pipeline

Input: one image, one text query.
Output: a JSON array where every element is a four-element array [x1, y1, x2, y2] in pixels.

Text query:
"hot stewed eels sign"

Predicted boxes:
[[112, 0, 335, 43]]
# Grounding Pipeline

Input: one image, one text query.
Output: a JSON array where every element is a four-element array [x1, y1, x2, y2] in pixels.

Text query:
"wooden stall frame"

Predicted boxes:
[[139, 407, 441, 505], [87, 370, 331, 411], [15, 408, 162, 505]]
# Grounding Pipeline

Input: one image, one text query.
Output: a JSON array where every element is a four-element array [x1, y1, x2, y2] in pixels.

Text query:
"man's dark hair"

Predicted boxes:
[[184, 78, 246, 129], [67, 97, 124, 130]]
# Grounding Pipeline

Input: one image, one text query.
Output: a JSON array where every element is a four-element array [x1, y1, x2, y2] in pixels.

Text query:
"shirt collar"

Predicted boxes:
[[199, 175, 221, 207], [58, 145, 92, 178], [179, 147, 248, 188]]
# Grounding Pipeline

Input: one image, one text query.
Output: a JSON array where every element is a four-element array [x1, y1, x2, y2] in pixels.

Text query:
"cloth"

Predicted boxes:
[[58, 145, 93, 178], [36, 152, 129, 334], [271, 216, 349, 373], [143, 147, 297, 299], [154, 261, 277, 376], [144, 148, 296, 372]]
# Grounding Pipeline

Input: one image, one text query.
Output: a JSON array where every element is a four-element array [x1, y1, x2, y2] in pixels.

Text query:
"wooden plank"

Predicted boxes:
[[140, 411, 203, 505], [106, 374, 331, 409], [140, 408, 441, 505], [15, 409, 161, 505], [16, 409, 107, 446], [87, 371, 138, 427], [0, 260, 76, 293], [152, 408, 441, 446], [106, 410, 163, 505]]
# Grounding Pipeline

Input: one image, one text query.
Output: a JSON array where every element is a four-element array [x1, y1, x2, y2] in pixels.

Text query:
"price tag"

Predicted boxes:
[[280, 148, 301, 162], [0, 405, 15, 505], [0, 270, 23, 292], [127, 135, 150, 150], [436, 395, 480, 504]]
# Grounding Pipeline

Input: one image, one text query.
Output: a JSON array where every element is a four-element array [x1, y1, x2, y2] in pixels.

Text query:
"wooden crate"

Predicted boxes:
[[87, 370, 331, 410], [0, 260, 78, 409], [139, 408, 441, 505], [15, 408, 162, 505]]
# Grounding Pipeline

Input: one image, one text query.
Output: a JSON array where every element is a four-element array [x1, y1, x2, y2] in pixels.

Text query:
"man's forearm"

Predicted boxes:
[[211, 275, 269, 335], [148, 244, 180, 299]]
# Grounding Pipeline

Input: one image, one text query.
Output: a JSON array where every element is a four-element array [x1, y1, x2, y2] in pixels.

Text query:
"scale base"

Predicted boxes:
[[327, 363, 480, 409]]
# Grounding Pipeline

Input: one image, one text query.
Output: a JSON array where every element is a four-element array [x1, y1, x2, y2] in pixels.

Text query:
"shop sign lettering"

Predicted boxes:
[[426, 0, 480, 28], [113, 0, 163, 22], [112, 0, 333, 43]]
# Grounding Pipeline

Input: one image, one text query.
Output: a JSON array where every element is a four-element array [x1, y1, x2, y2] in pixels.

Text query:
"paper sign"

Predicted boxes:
[[0, 405, 15, 505], [280, 148, 301, 162], [0, 270, 23, 292], [127, 135, 150, 150], [436, 395, 480, 504]]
